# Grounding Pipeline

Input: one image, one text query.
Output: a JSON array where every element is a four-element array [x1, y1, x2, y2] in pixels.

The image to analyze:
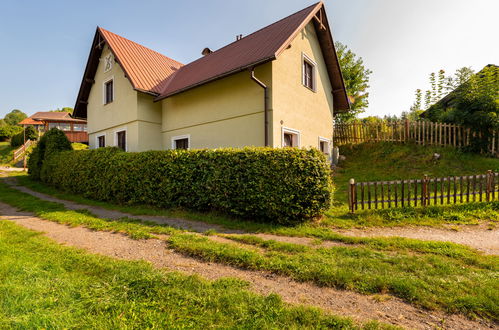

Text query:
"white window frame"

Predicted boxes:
[[318, 136, 331, 155], [301, 52, 317, 92], [281, 127, 301, 148], [171, 134, 191, 150], [113, 127, 127, 152], [103, 76, 115, 105], [96, 134, 106, 149]]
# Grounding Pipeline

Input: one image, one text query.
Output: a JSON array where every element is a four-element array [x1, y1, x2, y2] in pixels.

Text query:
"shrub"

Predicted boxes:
[[10, 126, 37, 147], [40, 147, 332, 225], [28, 128, 72, 180], [0, 125, 23, 142]]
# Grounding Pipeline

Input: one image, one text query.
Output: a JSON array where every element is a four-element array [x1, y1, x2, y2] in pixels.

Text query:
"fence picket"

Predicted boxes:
[[348, 171, 496, 213]]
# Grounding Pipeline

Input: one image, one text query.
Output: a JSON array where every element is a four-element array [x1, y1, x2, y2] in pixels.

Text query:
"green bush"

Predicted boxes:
[[10, 126, 37, 147], [28, 128, 72, 180], [0, 125, 23, 142], [39, 147, 332, 225]]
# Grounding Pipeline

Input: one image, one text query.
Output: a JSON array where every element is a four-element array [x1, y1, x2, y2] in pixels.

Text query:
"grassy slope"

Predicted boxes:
[[0, 180, 497, 321], [0, 221, 376, 329], [334, 142, 499, 203], [0, 141, 14, 165]]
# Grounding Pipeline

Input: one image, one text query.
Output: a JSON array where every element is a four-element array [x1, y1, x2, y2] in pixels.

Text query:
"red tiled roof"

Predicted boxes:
[[19, 118, 43, 125], [156, 3, 321, 100], [99, 28, 183, 94], [74, 1, 349, 118], [21, 112, 87, 124]]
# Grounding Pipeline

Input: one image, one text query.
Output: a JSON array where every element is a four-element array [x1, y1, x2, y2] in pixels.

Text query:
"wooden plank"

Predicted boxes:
[[400, 180, 405, 207], [414, 179, 418, 207], [433, 178, 438, 205], [368, 182, 372, 209], [440, 178, 445, 205], [374, 182, 378, 209], [361, 182, 365, 210], [473, 175, 477, 202], [381, 182, 385, 209], [452, 176, 456, 204], [479, 174, 483, 202], [460, 176, 464, 203], [387, 182, 391, 208]]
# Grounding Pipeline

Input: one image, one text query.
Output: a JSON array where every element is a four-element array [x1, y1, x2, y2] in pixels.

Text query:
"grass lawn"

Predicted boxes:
[[0, 180, 497, 322], [0, 141, 14, 165], [0, 221, 380, 329]]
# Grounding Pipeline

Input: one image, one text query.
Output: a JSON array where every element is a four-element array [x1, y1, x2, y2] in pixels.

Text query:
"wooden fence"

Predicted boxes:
[[12, 139, 36, 163], [348, 171, 498, 213], [334, 121, 499, 155]]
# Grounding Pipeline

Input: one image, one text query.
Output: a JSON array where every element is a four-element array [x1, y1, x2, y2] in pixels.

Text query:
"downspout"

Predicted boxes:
[[250, 68, 269, 147]]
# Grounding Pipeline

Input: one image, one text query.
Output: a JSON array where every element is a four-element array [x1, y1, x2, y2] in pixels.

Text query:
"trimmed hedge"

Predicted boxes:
[[38, 147, 333, 225]]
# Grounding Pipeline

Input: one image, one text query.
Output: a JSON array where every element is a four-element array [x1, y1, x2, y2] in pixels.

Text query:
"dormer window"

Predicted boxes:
[[104, 78, 114, 104], [302, 53, 317, 92]]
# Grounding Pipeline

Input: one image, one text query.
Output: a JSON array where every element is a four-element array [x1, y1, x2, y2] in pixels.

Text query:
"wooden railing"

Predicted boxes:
[[348, 171, 498, 213], [334, 121, 499, 154], [13, 139, 37, 163]]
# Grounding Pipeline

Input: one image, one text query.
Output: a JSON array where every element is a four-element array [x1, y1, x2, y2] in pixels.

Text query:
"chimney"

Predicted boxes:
[[201, 47, 212, 56], [236, 34, 243, 41]]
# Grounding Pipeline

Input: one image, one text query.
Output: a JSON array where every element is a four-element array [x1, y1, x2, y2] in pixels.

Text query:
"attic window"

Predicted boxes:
[[104, 78, 114, 104], [302, 53, 317, 91]]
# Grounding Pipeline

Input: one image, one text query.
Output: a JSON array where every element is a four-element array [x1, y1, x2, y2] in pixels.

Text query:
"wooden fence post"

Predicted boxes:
[[349, 178, 356, 213], [486, 170, 492, 202], [422, 174, 429, 206]]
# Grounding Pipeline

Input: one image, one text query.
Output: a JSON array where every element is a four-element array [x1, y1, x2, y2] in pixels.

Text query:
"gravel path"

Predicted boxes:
[[3, 176, 498, 254], [0, 201, 492, 330]]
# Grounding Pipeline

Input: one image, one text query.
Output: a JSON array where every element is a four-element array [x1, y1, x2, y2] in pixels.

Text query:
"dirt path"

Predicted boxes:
[[4, 176, 499, 255], [0, 202, 493, 330], [2, 176, 241, 234]]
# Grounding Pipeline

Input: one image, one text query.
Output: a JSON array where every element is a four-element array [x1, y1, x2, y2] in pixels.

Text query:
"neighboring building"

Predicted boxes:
[[19, 112, 88, 143], [73, 2, 349, 157]]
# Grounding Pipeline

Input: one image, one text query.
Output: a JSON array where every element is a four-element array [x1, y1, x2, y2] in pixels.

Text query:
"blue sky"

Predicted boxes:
[[0, 0, 497, 118]]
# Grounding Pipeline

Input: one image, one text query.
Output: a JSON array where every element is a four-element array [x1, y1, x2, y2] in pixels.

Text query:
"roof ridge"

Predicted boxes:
[[98, 27, 183, 66], [173, 2, 320, 73]]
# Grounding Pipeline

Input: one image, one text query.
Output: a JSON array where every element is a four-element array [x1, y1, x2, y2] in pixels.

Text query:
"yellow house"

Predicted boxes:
[[73, 2, 349, 157]]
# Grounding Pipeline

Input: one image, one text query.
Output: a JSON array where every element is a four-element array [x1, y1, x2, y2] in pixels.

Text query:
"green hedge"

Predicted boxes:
[[10, 126, 37, 147], [38, 147, 332, 225], [28, 128, 72, 180]]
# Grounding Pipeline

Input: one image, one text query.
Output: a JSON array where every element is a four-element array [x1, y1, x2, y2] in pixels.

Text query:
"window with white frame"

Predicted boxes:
[[282, 128, 300, 148], [97, 135, 105, 148], [172, 135, 190, 150], [302, 53, 316, 91], [318, 137, 330, 155], [116, 130, 126, 151], [103, 78, 114, 104], [73, 124, 87, 132]]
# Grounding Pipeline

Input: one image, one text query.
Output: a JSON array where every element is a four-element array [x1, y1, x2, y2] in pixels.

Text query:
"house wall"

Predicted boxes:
[[160, 63, 272, 149], [271, 21, 335, 153], [87, 45, 162, 151]]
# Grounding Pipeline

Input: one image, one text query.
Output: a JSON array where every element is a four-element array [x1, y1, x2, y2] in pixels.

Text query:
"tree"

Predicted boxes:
[[412, 67, 476, 111], [4, 109, 27, 126], [0, 125, 23, 142], [334, 42, 372, 122], [51, 107, 73, 113]]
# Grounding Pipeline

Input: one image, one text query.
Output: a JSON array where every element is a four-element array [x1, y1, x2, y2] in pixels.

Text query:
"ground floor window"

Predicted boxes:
[[319, 137, 330, 155], [97, 135, 105, 148], [116, 130, 126, 151], [282, 127, 300, 148], [172, 135, 190, 150]]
